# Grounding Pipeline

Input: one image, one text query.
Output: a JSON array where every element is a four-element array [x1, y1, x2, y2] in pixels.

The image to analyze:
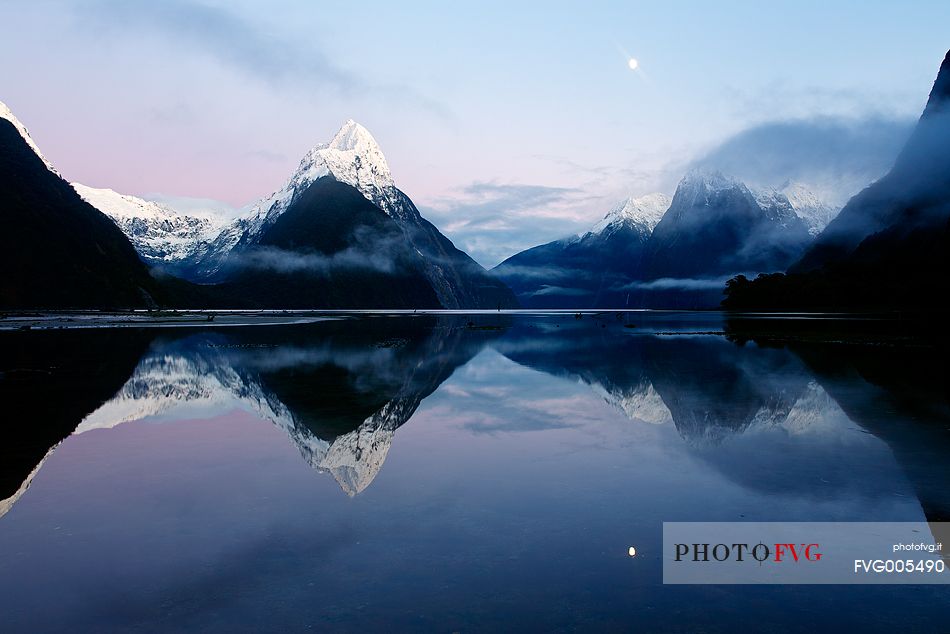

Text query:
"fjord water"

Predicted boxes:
[[1, 314, 949, 632]]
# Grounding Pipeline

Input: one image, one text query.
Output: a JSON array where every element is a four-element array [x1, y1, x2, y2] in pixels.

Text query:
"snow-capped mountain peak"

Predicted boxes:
[[74, 183, 179, 220], [754, 181, 840, 236], [329, 119, 388, 159], [0, 100, 59, 175], [666, 169, 752, 219], [294, 119, 394, 200], [779, 180, 823, 209], [86, 118, 399, 273], [234, 119, 399, 248], [671, 170, 839, 235], [589, 193, 671, 236], [679, 168, 744, 194], [73, 183, 231, 262]]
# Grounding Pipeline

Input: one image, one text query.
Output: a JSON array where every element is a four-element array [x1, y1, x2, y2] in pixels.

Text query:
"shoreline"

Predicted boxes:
[[0, 308, 940, 332]]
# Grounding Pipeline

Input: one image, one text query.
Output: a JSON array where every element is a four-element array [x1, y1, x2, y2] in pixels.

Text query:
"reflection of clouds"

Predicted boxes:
[[490, 334, 575, 358], [429, 404, 578, 435], [438, 384, 471, 398], [420, 181, 599, 267], [460, 394, 605, 435], [464, 386, 514, 399], [430, 350, 623, 436], [529, 286, 590, 298]]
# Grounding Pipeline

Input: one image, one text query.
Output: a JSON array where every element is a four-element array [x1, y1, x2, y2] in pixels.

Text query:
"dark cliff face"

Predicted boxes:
[[724, 50, 950, 310], [386, 188, 519, 309], [0, 119, 163, 309], [793, 49, 950, 274], [921, 48, 950, 118]]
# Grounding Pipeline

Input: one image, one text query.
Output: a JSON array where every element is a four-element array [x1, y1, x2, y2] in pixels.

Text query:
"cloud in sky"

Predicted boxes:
[[690, 115, 914, 206], [528, 149, 693, 203], [726, 79, 923, 124], [78, 0, 352, 86], [423, 114, 914, 267], [421, 181, 606, 268], [73, 0, 448, 116]]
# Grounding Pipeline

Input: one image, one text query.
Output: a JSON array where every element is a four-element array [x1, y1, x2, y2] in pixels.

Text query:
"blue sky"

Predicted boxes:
[[1, 0, 948, 265]]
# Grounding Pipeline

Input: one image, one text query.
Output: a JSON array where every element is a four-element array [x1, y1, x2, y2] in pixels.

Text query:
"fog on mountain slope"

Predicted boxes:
[[689, 115, 913, 209], [796, 49, 950, 271], [213, 177, 444, 308], [724, 48, 950, 310], [492, 193, 671, 308]]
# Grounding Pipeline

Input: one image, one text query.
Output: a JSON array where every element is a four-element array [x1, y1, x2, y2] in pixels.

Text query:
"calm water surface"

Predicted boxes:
[[1, 313, 949, 632]]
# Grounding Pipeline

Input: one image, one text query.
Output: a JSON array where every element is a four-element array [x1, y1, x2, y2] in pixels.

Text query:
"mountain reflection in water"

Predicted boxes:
[[2, 317, 499, 503], [3, 314, 950, 515], [2, 313, 950, 631]]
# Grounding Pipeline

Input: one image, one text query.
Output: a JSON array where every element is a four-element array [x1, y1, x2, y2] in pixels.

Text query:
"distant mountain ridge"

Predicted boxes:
[[588, 193, 670, 237], [72, 184, 230, 268], [495, 170, 822, 308], [492, 193, 671, 307]]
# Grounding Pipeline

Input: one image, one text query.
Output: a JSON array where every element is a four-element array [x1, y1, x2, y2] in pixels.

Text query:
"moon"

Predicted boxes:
[[627, 58, 639, 71]]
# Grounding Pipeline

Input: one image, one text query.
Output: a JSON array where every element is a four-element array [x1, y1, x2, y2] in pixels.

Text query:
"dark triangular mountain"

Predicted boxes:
[[0, 107, 164, 309], [217, 178, 442, 308]]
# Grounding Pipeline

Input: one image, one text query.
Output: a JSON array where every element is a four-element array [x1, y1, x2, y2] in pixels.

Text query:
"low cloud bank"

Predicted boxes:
[[616, 276, 736, 292], [691, 116, 914, 206]]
